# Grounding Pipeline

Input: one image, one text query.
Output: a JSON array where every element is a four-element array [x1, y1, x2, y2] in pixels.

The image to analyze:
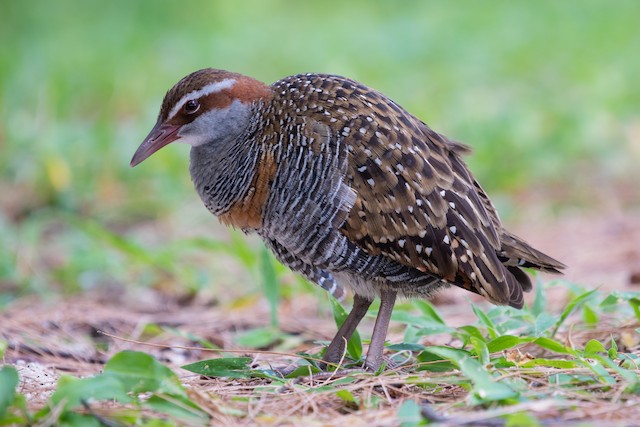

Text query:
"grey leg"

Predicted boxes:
[[364, 289, 397, 371], [322, 294, 372, 368]]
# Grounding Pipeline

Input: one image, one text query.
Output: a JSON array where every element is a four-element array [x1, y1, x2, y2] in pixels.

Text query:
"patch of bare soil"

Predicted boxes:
[[2, 209, 640, 425]]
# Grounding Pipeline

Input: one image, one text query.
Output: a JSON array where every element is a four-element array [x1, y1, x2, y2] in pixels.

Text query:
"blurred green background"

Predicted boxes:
[[1, 0, 639, 305]]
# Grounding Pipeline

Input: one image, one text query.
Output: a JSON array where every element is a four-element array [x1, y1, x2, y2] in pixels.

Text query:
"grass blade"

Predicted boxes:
[[427, 346, 518, 402], [550, 289, 598, 338], [182, 357, 254, 379], [0, 366, 18, 418]]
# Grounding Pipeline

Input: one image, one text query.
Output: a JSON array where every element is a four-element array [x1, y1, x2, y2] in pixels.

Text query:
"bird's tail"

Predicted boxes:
[[497, 231, 565, 308]]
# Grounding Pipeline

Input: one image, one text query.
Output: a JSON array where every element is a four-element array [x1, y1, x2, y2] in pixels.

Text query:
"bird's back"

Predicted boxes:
[[256, 73, 563, 307]]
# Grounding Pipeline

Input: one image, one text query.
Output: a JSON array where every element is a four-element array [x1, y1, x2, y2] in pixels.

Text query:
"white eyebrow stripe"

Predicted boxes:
[[168, 78, 236, 120]]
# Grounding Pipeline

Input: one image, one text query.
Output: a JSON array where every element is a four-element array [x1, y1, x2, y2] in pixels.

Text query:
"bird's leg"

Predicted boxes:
[[321, 294, 372, 369], [364, 288, 397, 372]]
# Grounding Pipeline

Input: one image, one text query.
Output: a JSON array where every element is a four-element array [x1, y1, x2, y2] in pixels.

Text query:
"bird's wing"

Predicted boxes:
[[340, 115, 524, 307], [271, 74, 534, 307], [297, 75, 522, 306]]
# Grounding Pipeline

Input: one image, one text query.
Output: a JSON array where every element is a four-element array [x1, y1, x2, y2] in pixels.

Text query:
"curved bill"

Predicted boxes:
[[130, 122, 181, 167]]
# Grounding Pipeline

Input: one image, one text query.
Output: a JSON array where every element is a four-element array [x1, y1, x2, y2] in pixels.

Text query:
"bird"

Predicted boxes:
[[130, 68, 564, 372]]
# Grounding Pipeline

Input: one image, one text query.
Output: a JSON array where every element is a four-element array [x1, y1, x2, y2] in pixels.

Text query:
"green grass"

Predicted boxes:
[[2, 0, 639, 299], [2, 282, 639, 425], [1, 1, 639, 425]]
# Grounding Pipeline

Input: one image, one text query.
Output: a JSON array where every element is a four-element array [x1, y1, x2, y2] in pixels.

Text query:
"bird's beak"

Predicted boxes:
[[130, 121, 181, 167]]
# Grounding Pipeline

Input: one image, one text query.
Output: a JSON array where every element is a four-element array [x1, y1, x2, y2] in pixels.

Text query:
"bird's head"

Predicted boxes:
[[130, 68, 271, 167]]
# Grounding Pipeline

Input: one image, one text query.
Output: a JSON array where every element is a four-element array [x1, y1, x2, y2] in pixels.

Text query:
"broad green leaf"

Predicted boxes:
[[416, 350, 457, 372], [50, 374, 131, 411], [397, 399, 423, 427], [608, 336, 618, 359], [600, 291, 640, 322], [592, 355, 639, 385], [427, 346, 518, 402], [549, 373, 597, 386], [105, 351, 184, 395], [534, 313, 557, 336], [412, 322, 456, 337], [600, 293, 620, 307], [0, 366, 19, 419], [403, 326, 422, 345], [533, 337, 575, 355], [56, 412, 102, 427], [550, 289, 598, 338], [146, 395, 209, 425], [499, 317, 530, 333], [584, 358, 616, 384], [457, 325, 487, 342], [470, 336, 490, 366], [413, 300, 446, 324], [335, 389, 357, 403], [583, 339, 607, 357], [387, 343, 426, 351], [505, 411, 541, 427], [629, 298, 640, 323], [521, 358, 579, 369], [487, 335, 532, 353], [582, 304, 598, 326], [330, 297, 363, 361], [284, 365, 322, 379], [471, 304, 498, 339], [492, 356, 517, 369], [182, 357, 253, 378]]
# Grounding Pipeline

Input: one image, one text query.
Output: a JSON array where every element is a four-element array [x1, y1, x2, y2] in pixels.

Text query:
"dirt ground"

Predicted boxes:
[[2, 208, 640, 425]]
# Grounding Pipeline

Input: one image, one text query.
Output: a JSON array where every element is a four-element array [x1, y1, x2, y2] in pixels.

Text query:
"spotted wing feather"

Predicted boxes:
[[271, 74, 563, 308]]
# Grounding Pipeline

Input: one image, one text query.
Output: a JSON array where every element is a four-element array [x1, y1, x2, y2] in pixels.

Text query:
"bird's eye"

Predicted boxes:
[[184, 99, 200, 114]]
